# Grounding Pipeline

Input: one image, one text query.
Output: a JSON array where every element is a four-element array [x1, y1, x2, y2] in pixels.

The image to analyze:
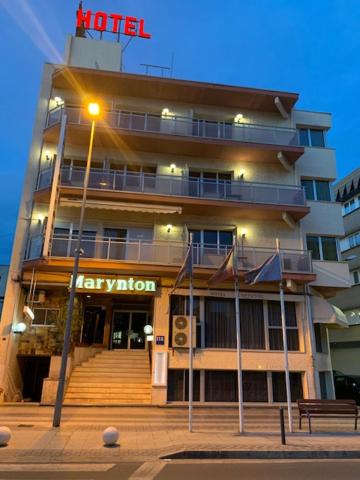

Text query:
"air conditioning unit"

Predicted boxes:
[[172, 315, 197, 348]]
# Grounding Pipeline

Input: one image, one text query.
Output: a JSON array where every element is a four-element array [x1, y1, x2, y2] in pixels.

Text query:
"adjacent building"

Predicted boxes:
[[0, 32, 350, 405], [0, 266, 9, 318], [331, 169, 360, 376]]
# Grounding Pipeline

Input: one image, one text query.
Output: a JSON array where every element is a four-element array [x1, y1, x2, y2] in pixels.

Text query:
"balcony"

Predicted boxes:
[[24, 234, 314, 283], [44, 106, 304, 163], [36, 166, 309, 221]]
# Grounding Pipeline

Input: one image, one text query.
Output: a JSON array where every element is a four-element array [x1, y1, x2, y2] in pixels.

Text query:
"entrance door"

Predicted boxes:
[[112, 311, 148, 350], [82, 307, 106, 345]]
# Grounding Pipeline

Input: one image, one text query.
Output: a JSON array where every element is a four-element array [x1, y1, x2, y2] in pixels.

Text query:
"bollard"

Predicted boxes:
[[0, 427, 11, 447], [279, 407, 286, 445], [102, 427, 119, 447]]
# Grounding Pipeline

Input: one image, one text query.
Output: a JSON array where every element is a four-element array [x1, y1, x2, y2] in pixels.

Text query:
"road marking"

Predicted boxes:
[[0, 464, 115, 472], [129, 461, 166, 479]]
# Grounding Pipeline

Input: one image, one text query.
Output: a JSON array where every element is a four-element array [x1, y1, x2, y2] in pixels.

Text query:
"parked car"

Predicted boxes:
[[333, 371, 360, 405]]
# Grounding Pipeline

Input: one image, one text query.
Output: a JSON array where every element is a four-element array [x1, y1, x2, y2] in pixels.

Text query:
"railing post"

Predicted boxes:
[[107, 238, 111, 260], [144, 112, 148, 132], [138, 240, 141, 261]]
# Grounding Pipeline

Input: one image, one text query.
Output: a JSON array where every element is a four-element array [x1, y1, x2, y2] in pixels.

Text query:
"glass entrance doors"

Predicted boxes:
[[111, 311, 149, 350]]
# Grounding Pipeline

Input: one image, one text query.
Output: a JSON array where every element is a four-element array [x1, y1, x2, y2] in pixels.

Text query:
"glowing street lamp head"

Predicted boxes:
[[88, 102, 101, 117]]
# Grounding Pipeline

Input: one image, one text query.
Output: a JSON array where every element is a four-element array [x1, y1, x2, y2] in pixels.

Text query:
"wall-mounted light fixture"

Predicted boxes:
[[144, 325, 153, 335], [23, 306, 34, 321], [234, 113, 243, 124], [170, 163, 176, 173], [167, 224, 173, 233], [13, 322, 27, 335], [54, 96, 64, 106], [241, 228, 247, 238], [239, 169, 245, 181], [162, 107, 174, 119]]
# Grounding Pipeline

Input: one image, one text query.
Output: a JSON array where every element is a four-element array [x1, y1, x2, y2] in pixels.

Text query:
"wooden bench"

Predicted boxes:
[[297, 399, 359, 434]]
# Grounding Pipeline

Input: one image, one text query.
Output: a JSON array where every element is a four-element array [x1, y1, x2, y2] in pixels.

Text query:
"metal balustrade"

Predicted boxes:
[[36, 166, 306, 207], [47, 106, 300, 147], [25, 235, 312, 274], [58, 167, 306, 207]]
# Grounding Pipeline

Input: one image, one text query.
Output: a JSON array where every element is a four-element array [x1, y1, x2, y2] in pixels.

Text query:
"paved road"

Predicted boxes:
[[0, 460, 360, 479]]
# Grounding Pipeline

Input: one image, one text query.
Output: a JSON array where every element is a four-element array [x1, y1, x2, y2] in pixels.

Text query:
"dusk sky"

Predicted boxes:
[[0, 0, 359, 263]]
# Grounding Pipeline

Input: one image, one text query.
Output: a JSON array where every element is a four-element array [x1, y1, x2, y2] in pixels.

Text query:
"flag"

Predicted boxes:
[[170, 244, 193, 294], [208, 246, 236, 287], [244, 253, 281, 285]]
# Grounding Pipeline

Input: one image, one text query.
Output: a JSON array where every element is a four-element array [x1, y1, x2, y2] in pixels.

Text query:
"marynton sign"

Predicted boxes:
[[71, 275, 157, 294]]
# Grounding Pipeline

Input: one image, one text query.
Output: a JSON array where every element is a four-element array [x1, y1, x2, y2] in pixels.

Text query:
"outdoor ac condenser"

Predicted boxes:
[[172, 315, 197, 348]]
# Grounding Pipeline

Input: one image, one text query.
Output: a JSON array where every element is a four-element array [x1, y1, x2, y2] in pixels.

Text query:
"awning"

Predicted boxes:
[[60, 198, 182, 215], [311, 296, 348, 328]]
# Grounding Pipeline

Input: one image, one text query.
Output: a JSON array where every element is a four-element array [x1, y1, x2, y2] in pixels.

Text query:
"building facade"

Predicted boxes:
[[0, 33, 350, 405], [331, 169, 360, 376]]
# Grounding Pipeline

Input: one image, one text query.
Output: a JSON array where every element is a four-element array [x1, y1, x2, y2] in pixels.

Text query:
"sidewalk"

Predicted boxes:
[[0, 405, 359, 462]]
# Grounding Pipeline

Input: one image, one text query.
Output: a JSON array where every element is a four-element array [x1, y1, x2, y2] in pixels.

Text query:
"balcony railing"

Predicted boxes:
[[47, 106, 300, 148], [25, 235, 312, 274], [37, 166, 306, 207]]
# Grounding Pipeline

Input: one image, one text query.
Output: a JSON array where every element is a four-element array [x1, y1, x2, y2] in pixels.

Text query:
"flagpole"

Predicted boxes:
[[276, 239, 293, 433], [234, 236, 244, 434], [189, 233, 194, 433]]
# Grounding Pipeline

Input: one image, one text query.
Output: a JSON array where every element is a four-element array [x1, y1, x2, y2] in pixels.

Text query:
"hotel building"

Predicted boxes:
[[0, 33, 350, 405]]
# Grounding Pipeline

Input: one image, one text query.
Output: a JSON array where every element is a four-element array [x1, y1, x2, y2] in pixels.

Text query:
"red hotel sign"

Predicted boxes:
[[77, 9, 152, 39]]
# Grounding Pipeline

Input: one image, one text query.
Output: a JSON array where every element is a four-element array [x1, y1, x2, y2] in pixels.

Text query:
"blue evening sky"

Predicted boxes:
[[0, 0, 359, 263]]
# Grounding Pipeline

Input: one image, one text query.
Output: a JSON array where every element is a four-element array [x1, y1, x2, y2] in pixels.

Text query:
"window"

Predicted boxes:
[[189, 170, 232, 197], [272, 372, 303, 402], [314, 323, 324, 353], [167, 370, 200, 401], [32, 308, 59, 327], [343, 198, 359, 216], [204, 371, 268, 402], [340, 231, 360, 252], [298, 127, 326, 148], [190, 229, 234, 265], [353, 271, 360, 285], [301, 179, 331, 201], [306, 236, 338, 261], [240, 300, 265, 349], [268, 301, 299, 351], [205, 298, 236, 348], [319, 372, 329, 399]]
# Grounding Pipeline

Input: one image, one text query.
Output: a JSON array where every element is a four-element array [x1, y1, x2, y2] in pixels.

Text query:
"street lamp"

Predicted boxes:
[[53, 102, 101, 427]]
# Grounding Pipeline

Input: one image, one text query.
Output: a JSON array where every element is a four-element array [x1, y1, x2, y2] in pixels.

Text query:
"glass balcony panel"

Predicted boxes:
[[59, 166, 305, 207], [49, 106, 300, 148]]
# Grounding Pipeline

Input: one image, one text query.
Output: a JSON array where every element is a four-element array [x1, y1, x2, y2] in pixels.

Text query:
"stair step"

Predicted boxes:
[[67, 383, 151, 394], [81, 361, 149, 366], [70, 374, 151, 385], [64, 399, 151, 404], [65, 392, 151, 399]]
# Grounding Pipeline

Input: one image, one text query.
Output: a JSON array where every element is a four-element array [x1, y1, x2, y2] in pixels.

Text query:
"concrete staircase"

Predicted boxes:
[[64, 350, 152, 405]]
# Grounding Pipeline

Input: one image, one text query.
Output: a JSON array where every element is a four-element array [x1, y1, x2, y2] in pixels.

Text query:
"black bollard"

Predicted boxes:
[[279, 407, 286, 445]]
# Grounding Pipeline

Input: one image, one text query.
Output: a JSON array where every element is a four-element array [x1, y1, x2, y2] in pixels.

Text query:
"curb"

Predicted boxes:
[[161, 450, 360, 460]]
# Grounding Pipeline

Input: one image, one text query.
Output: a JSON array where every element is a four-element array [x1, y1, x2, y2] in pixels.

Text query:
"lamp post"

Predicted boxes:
[[53, 102, 100, 427]]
